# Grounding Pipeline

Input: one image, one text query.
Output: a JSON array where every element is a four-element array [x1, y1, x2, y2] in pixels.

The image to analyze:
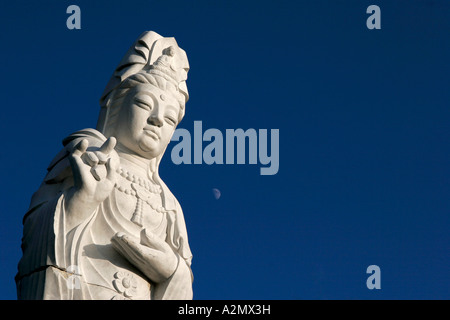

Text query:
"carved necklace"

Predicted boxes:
[[114, 167, 166, 227]]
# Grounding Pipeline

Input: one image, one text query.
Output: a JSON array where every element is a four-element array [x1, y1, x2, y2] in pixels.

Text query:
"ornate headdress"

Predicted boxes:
[[145, 46, 179, 85], [97, 31, 190, 132]]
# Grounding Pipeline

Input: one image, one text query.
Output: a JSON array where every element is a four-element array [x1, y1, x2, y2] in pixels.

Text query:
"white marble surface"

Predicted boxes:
[[16, 31, 193, 300]]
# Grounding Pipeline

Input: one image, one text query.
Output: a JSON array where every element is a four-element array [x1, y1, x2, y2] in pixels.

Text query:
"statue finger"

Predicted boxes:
[[113, 234, 152, 262], [111, 234, 133, 255], [105, 157, 119, 182], [90, 165, 107, 181], [71, 139, 89, 158], [140, 229, 168, 252], [99, 137, 117, 155], [95, 151, 108, 165], [82, 151, 99, 167], [111, 236, 135, 261], [69, 143, 93, 186], [113, 232, 140, 245]]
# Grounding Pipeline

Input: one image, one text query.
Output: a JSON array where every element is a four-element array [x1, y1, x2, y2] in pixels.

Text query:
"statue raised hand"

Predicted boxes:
[[65, 137, 119, 230]]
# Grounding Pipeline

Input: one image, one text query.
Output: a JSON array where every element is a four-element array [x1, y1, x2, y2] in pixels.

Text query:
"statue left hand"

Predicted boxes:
[[111, 229, 178, 283]]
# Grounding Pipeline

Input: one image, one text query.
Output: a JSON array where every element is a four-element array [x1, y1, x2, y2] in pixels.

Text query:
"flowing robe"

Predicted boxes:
[[16, 129, 193, 300]]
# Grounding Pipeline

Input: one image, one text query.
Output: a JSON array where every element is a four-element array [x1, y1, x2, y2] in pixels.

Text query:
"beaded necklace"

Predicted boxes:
[[114, 167, 166, 227]]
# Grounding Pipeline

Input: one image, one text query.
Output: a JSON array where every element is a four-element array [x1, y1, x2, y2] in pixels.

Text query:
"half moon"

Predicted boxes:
[[212, 188, 221, 200]]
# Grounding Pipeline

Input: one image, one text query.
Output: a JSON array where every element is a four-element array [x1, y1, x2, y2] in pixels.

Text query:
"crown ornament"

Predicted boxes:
[[145, 46, 179, 86], [99, 31, 189, 108]]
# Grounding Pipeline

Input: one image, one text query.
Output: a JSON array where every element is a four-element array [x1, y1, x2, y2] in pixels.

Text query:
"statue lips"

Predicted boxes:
[[143, 128, 160, 140]]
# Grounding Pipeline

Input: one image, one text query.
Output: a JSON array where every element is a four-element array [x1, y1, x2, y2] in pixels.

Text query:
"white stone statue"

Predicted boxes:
[[15, 31, 193, 300]]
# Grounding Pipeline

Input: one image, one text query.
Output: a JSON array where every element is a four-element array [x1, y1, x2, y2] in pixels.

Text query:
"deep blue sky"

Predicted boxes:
[[0, 0, 449, 299]]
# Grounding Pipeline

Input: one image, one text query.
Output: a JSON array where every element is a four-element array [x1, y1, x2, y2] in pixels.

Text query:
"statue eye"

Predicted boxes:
[[135, 97, 153, 110], [165, 116, 177, 126]]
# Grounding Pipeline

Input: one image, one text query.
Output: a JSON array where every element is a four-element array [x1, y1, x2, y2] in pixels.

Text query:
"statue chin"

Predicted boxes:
[[139, 140, 161, 158]]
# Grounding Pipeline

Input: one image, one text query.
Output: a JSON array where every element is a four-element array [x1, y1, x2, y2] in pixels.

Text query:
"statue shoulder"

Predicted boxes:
[[28, 129, 107, 211]]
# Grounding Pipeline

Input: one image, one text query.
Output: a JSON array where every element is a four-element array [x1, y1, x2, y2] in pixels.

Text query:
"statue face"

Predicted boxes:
[[114, 83, 181, 159]]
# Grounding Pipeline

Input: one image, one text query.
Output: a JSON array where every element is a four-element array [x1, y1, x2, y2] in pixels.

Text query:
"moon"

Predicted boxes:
[[212, 188, 221, 200]]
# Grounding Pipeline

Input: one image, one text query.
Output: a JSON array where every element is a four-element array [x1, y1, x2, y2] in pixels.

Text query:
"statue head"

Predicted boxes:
[[97, 32, 189, 161]]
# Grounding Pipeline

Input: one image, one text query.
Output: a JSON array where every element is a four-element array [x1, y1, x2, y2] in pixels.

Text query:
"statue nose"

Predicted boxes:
[[147, 108, 164, 127], [148, 114, 163, 127]]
